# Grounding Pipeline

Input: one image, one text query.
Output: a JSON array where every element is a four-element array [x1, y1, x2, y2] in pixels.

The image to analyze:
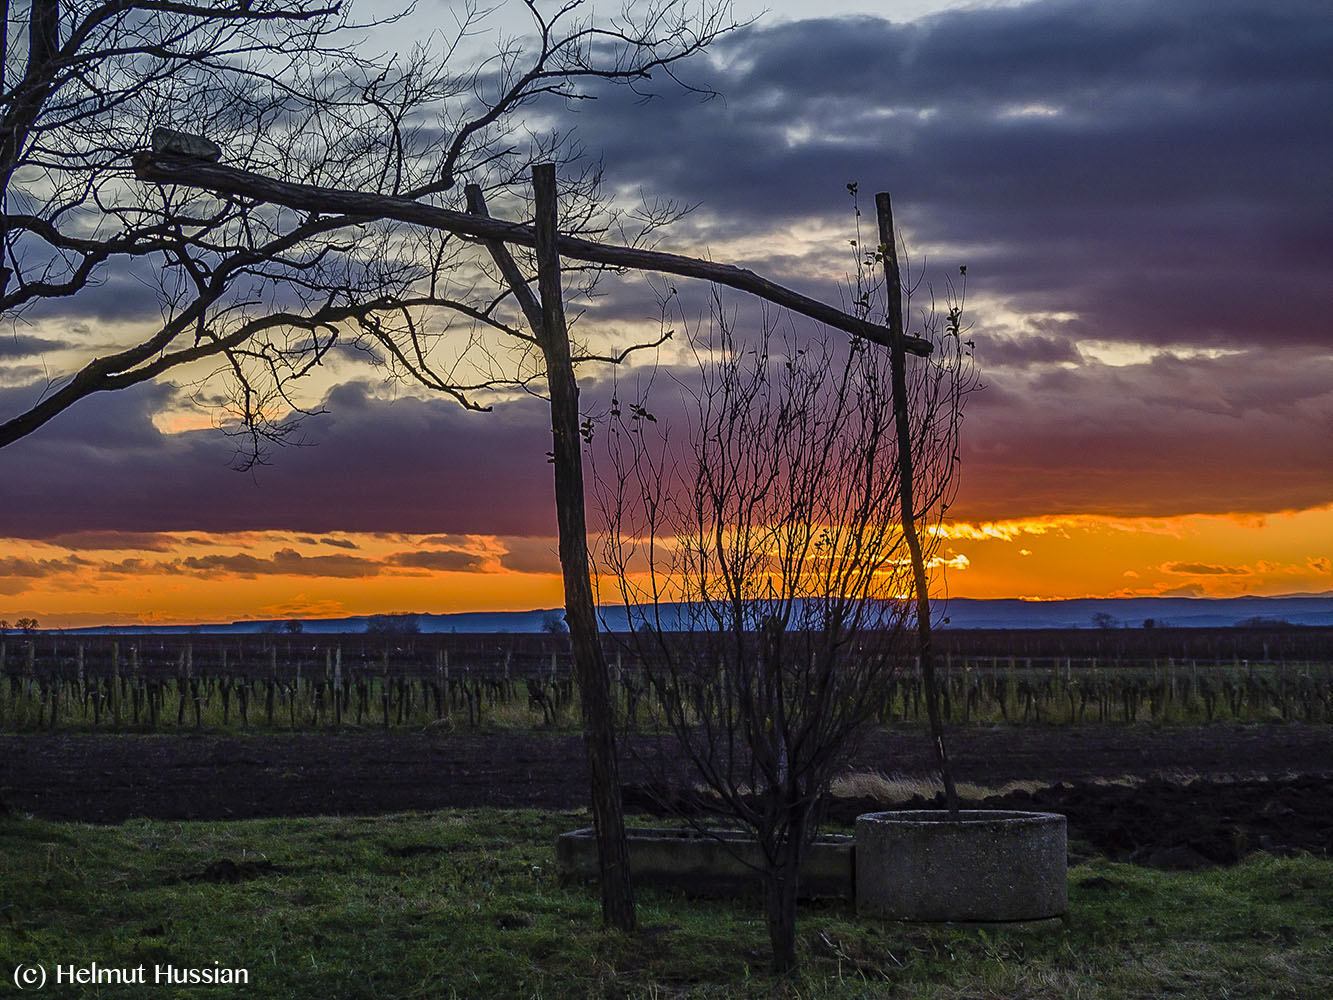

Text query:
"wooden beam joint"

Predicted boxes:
[[133, 152, 932, 357]]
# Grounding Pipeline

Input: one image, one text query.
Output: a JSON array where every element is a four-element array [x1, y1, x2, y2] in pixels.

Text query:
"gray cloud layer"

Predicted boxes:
[[0, 380, 557, 538], [1, 0, 1329, 537], [578, 0, 1331, 352]]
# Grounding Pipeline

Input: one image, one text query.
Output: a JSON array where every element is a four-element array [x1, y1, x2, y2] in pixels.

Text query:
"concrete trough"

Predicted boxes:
[[855, 810, 1067, 921], [556, 826, 855, 901]]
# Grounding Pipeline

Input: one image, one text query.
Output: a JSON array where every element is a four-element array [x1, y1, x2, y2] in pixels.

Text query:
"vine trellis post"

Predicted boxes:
[[134, 145, 943, 928]]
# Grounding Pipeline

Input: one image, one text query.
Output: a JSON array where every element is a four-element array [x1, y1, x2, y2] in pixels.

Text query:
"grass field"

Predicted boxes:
[[2, 807, 1329, 998]]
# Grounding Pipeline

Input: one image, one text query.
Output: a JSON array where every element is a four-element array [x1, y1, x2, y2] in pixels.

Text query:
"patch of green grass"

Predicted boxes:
[[1, 808, 1328, 999]]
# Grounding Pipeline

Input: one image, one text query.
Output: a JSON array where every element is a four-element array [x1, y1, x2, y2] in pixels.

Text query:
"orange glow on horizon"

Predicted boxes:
[[2, 506, 1330, 628]]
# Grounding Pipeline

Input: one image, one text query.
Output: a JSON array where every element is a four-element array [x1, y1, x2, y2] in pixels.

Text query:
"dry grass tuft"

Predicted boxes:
[[825, 767, 1278, 804], [829, 772, 1048, 803]]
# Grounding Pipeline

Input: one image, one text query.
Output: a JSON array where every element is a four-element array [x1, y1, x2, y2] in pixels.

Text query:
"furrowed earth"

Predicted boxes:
[[2, 723, 1329, 869]]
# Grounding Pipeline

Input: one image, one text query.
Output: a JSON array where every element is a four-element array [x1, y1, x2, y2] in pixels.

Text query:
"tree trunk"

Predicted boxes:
[[764, 873, 799, 975], [876, 191, 960, 817], [1, 0, 60, 299], [764, 815, 806, 974], [531, 163, 637, 932]]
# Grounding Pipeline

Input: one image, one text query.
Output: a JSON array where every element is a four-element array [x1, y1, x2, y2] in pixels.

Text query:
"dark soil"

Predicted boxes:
[[822, 775, 1333, 869], [2, 723, 1330, 867]]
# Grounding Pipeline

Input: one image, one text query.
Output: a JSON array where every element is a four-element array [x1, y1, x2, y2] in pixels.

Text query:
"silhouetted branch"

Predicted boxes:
[[2, 0, 744, 465]]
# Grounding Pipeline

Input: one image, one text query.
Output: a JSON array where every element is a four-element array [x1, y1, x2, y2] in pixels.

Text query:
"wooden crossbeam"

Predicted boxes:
[[132, 151, 932, 357]]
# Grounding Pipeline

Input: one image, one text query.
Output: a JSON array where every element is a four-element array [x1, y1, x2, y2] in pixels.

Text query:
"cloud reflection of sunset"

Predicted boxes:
[[5, 507, 1329, 628], [1, 1, 1329, 629]]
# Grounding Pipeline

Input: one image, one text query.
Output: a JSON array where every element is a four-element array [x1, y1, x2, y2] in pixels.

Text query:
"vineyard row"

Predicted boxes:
[[2, 639, 1329, 731]]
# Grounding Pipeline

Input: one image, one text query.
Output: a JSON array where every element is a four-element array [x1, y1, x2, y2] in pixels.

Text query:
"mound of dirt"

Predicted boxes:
[[989, 773, 1333, 867], [628, 773, 1333, 869]]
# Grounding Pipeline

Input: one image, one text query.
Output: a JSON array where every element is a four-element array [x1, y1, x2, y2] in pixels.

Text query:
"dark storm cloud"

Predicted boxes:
[[576, 0, 1332, 351], [978, 333, 1081, 368], [3, 0, 1329, 541], [46, 531, 179, 551], [0, 379, 182, 451], [15, 262, 172, 326], [0, 555, 89, 594], [177, 548, 379, 579], [0, 554, 93, 578], [0, 334, 69, 358], [545, 0, 1333, 522], [1162, 562, 1251, 576], [303, 536, 362, 549], [0, 379, 557, 538], [386, 549, 488, 572], [956, 346, 1333, 520], [496, 536, 561, 575]]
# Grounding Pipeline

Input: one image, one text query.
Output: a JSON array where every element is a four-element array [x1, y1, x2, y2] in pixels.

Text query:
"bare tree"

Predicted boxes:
[[2, 0, 742, 936], [7, 6, 973, 953], [594, 262, 974, 970], [0, 0, 738, 463], [2, 0, 384, 448]]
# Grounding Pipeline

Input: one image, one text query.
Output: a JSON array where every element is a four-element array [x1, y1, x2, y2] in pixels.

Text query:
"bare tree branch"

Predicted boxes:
[[592, 242, 976, 971], [2, 1, 746, 464]]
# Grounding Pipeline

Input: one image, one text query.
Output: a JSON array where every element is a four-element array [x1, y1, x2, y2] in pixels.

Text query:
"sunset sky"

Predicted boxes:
[[2, 0, 1330, 628]]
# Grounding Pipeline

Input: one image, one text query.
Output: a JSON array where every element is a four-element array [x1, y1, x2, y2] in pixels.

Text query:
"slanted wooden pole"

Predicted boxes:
[[876, 191, 959, 817], [530, 163, 637, 932], [463, 184, 545, 333]]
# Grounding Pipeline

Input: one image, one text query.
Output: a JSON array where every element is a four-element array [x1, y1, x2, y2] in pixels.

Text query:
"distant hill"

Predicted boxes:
[[935, 595, 1333, 629], [48, 593, 1333, 634]]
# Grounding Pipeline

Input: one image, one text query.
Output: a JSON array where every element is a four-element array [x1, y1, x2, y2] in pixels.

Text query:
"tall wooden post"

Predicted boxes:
[[876, 191, 959, 815], [528, 164, 637, 931]]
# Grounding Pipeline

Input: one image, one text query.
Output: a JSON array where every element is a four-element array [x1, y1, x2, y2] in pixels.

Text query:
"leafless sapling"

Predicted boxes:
[[594, 267, 974, 970]]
